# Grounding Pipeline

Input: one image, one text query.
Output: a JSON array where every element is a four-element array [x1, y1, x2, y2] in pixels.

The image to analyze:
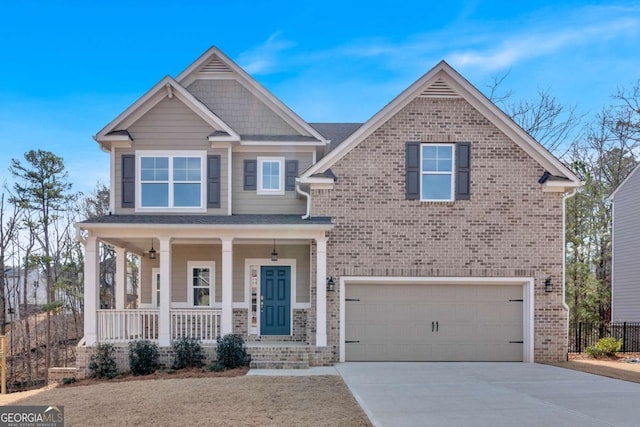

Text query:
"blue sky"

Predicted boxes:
[[0, 1, 639, 194]]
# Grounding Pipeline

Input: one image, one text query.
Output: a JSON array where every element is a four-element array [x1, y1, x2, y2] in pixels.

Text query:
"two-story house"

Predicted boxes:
[[77, 46, 580, 371]]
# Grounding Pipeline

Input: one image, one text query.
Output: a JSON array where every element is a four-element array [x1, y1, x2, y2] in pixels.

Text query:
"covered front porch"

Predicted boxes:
[[78, 215, 333, 352]]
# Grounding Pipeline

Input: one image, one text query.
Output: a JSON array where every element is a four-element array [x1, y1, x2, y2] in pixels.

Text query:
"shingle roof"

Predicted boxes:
[[80, 214, 332, 226], [309, 123, 362, 152]]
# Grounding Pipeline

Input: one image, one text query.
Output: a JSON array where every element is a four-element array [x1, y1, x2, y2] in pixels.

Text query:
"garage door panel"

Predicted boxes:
[[345, 283, 524, 362]]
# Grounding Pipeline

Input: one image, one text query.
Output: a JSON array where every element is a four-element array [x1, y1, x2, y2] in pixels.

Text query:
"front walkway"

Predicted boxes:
[[336, 362, 640, 427]]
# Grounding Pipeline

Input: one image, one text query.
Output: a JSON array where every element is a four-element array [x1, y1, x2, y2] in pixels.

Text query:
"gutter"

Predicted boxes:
[[75, 224, 87, 245], [295, 179, 311, 220]]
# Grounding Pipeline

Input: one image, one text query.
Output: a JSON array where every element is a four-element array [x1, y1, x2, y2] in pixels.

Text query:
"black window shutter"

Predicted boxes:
[[285, 160, 298, 191], [405, 142, 420, 200], [455, 142, 471, 200], [207, 155, 221, 208], [121, 154, 135, 208], [244, 159, 257, 191]]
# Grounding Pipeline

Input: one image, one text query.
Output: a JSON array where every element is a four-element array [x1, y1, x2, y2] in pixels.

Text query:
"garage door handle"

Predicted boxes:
[[509, 341, 524, 344], [436, 321, 439, 332], [432, 321, 435, 332]]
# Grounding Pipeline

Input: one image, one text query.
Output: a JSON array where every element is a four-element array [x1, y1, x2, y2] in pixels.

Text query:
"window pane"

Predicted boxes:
[[173, 157, 186, 169], [261, 161, 281, 190], [193, 268, 210, 287], [193, 288, 210, 306], [174, 183, 201, 207], [141, 157, 168, 181], [438, 146, 452, 159], [423, 159, 437, 172], [141, 183, 168, 206], [423, 146, 437, 159], [421, 174, 452, 200], [438, 159, 452, 171]]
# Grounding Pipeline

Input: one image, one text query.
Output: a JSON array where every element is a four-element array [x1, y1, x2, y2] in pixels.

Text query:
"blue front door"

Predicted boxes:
[[260, 266, 291, 335]]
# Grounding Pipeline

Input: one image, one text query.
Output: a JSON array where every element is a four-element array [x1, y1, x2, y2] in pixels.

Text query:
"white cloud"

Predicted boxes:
[[237, 32, 296, 75], [448, 17, 640, 71]]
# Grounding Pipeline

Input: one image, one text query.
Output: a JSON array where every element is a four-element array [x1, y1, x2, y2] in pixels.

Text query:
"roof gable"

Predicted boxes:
[[610, 162, 640, 200], [176, 47, 327, 144], [95, 76, 239, 148], [301, 61, 580, 190]]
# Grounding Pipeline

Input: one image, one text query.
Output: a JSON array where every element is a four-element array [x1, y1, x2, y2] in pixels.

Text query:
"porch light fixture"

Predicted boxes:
[[544, 277, 552, 293], [148, 240, 157, 260], [327, 277, 335, 292], [271, 240, 278, 261]]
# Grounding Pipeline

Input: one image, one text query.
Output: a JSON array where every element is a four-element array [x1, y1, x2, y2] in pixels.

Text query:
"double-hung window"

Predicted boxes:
[[257, 157, 285, 195], [421, 144, 454, 201], [188, 261, 215, 307], [138, 151, 205, 211]]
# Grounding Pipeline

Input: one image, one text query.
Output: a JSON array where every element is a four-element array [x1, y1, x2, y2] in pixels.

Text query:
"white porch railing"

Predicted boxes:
[[171, 309, 221, 343], [96, 309, 222, 343], [97, 309, 159, 342]]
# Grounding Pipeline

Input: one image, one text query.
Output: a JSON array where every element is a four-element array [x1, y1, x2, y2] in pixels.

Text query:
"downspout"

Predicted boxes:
[[562, 188, 578, 312], [295, 179, 311, 220]]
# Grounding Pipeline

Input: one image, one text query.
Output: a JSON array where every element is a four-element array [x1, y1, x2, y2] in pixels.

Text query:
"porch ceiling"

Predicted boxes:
[[77, 214, 333, 254]]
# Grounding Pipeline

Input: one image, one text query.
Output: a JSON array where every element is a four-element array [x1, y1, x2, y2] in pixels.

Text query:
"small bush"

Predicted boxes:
[[207, 362, 225, 372], [216, 334, 248, 370], [129, 340, 160, 375], [586, 337, 623, 358], [62, 377, 76, 385], [88, 343, 119, 379], [172, 337, 206, 369]]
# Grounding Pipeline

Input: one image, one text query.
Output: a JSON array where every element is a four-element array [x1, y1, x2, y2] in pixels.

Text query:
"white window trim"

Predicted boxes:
[[420, 143, 455, 202], [187, 261, 216, 307], [257, 156, 285, 195], [135, 150, 207, 213], [244, 258, 297, 336]]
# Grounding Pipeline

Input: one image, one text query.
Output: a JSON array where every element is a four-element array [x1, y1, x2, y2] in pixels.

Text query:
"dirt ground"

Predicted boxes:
[[0, 372, 371, 427], [548, 353, 640, 384]]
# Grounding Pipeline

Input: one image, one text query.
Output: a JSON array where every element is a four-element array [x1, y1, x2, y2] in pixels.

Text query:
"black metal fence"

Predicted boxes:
[[569, 322, 640, 353]]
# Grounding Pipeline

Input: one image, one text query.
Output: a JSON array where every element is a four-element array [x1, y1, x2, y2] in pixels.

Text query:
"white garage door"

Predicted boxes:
[[345, 283, 524, 361]]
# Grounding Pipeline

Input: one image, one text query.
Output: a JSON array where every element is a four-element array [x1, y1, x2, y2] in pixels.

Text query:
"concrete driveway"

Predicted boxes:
[[336, 362, 640, 427]]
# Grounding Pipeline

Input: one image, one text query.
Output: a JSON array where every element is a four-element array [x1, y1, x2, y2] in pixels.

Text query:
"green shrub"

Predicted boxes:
[[62, 377, 76, 385], [172, 337, 206, 369], [216, 334, 248, 370], [128, 340, 160, 375], [206, 362, 225, 372], [586, 337, 622, 358], [88, 343, 119, 379]]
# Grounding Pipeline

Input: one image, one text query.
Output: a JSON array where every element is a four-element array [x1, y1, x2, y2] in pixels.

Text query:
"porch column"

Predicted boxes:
[[114, 247, 127, 310], [316, 237, 328, 347], [158, 237, 172, 346], [83, 234, 99, 346], [221, 237, 233, 336]]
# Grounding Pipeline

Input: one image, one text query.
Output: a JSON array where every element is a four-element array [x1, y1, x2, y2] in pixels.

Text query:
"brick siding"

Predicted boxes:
[[311, 97, 568, 362]]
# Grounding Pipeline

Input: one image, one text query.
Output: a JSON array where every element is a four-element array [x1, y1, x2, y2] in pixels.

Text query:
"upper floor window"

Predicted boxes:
[[421, 144, 454, 201], [137, 151, 206, 211], [257, 157, 285, 195]]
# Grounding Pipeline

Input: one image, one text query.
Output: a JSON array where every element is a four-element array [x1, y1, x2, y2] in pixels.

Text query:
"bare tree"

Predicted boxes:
[[0, 191, 22, 335]]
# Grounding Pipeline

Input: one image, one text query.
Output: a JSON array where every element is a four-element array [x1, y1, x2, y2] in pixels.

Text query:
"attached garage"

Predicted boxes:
[[341, 278, 534, 362]]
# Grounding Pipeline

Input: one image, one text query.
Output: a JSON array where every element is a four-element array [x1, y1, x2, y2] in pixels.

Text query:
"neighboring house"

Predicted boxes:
[[610, 163, 640, 322], [77, 46, 580, 370], [3, 267, 47, 320]]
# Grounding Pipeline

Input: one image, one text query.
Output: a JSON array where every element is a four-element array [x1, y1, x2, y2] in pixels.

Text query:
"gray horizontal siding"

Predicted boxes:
[[612, 170, 640, 322], [232, 151, 311, 214], [113, 94, 229, 214]]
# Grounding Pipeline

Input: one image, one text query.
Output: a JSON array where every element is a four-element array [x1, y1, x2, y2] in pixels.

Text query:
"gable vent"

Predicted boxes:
[[198, 54, 233, 74], [419, 78, 460, 98]]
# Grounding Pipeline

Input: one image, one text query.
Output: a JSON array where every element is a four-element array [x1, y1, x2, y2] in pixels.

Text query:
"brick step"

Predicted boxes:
[[246, 346, 310, 363], [249, 360, 310, 369]]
